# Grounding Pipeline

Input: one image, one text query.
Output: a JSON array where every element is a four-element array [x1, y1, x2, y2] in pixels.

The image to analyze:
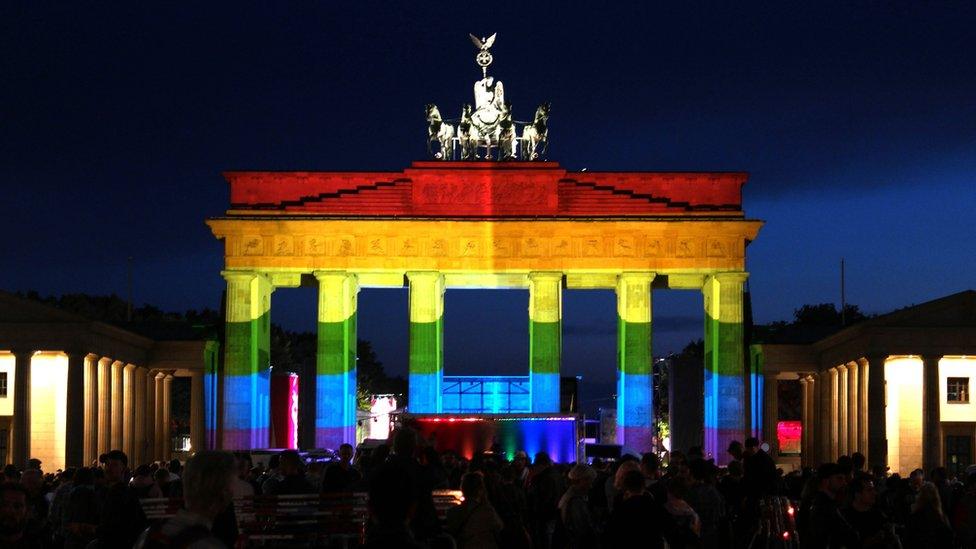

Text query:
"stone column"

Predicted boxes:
[[615, 272, 654, 451], [702, 272, 748, 465], [847, 361, 859, 454], [162, 374, 173, 459], [110, 361, 124, 450], [408, 272, 445, 413], [858, 358, 869, 457], [314, 271, 359, 449], [922, 355, 942, 473], [134, 367, 147, 465], [154, 373, 165, 460], [145, 370, 156, 462], [838, 364, 848, 457], [65, 352, 87, 467], [84, 355, 99, 465], [819, 370, 831, 464], [122, 364, 136, 459], [11, 350, 33, 468], [97, 358, 112, 457], [799, 377, 809, 465], [763, 373, 779, 458], [866, 354, 888, 471], [829, 367, 839, 460], [530, 272, 564, 413], [221, 270, 273, 449], [190, 370, 206, 453]]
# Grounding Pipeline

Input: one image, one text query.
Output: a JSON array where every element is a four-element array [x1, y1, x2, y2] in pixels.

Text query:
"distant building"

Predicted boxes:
[[0, 291, 216, 469], [754, 290, 976, 475]]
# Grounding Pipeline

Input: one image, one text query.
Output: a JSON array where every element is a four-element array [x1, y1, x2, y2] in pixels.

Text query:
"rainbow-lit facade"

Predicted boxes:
[[207, 161, 762, 462]]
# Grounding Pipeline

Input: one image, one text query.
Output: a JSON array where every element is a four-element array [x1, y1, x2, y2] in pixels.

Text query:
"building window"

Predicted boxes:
[[0, 372, 6, 397], [947, 377, 970, 404]]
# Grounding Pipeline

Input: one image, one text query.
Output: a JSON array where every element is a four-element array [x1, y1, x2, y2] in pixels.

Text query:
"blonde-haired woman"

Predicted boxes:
[[904, 481, 953, 548]]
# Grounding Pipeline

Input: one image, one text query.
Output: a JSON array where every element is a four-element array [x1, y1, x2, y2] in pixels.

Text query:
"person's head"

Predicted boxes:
[[134, 464, 152, 478], [851, 477, 877, 508], [910, 468, 925, 489], [2, 465, 18, 483], [0, 483, 29, 539], [182, 451, 236, 520], [613, 460, 640, 490], [568, 464, 596, 490], [689, 459, 716, 484], [622, 469, 646, 496], [393, 427, 418, 458], [513, 451, 528, 471], [168, 459, 182, 476], [930, 467, 948, 485], [278, 450, 304, 476], [641, 452, 661, 480], [460, 472, 486, 503], [837, 455, 853, 477], [338, 444, 354, 463], [818, 463, 846, 496], [913, 482, 944, 518], [73, 467, 94, 487], [852, 452, 866, 472], [727, 460, 743, 479], [153, 468, 170, 484], [235, 453, 252, 478], [534, 452, 552, 469], [103, 450, 128, 483], [19, 469, 42, 494], [727, 441, 743, 460], [744, 437, 760, 457], [26, 459, 42, 473]]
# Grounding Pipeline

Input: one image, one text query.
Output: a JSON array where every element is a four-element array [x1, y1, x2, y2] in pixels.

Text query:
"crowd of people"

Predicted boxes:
[[2, 430, 976, 548]]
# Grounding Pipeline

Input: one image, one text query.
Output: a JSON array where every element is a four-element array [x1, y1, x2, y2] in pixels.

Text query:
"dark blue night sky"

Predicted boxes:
[[3, 3, 974, 404]]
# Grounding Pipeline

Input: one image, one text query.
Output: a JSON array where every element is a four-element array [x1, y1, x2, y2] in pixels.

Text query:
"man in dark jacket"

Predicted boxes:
[[801, 463, 858, 548]]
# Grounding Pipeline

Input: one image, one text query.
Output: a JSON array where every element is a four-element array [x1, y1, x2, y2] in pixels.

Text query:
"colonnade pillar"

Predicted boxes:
[[145, 370, 156, 461], [84, 355, 99, 465], [154, 373, 165, 460], [11, 350, 32, 468], [818, 370, 831, 463], [847, 361, 859, 455], [838, 364, 848, 457], [134, 367, 147, 465], [615, 272, 654, 451], [65, 352, 86, 467], [799, 377, 810, 466], [702, 272, 748, 464], [408, 272, 445, 413], [110, 360, 123, 450], [123, 364, 136, 459], [313, 271, 359, 448], [763, 373, 778, 458], [866, 354, 888, 471], [97, 358, 111, 457], [530, 272, 563, 413], [221, 270, 273, 449], [922, 355, 942, 473], [162, 374, 173, 459], [857, 358, 869, 457], [190, 370, 206, 453]]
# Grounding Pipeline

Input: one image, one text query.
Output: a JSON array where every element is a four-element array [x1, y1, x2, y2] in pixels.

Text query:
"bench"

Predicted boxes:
[[140, 490, 463, 547]]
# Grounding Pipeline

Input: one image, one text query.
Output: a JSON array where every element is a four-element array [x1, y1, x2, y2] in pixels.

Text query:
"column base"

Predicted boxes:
[[315, 371, 356, 449], [617, 372, 653, 453]]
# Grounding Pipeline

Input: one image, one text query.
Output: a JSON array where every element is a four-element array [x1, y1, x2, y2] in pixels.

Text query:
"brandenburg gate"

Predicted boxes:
[[206, 34, 763, 461]]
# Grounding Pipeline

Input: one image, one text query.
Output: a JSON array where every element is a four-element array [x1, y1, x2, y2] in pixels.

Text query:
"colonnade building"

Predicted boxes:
[[0, 291, 215, 469], [755, 290, 976, 475], [207, 161, 763, 462]]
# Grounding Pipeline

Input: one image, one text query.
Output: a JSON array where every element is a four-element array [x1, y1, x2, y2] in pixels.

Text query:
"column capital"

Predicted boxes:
[[312, 269, 358, 282], [528, 271, 564, 281], [921, 354, 943, 365], [707, 271, 749, 285], [221, 269, 257, 282], [617, 271, 656, 284], [837, 363, 847, 373], [862, 353, 889, 367], [123, 363, 136, 372], [10, 349, 34, 359]]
